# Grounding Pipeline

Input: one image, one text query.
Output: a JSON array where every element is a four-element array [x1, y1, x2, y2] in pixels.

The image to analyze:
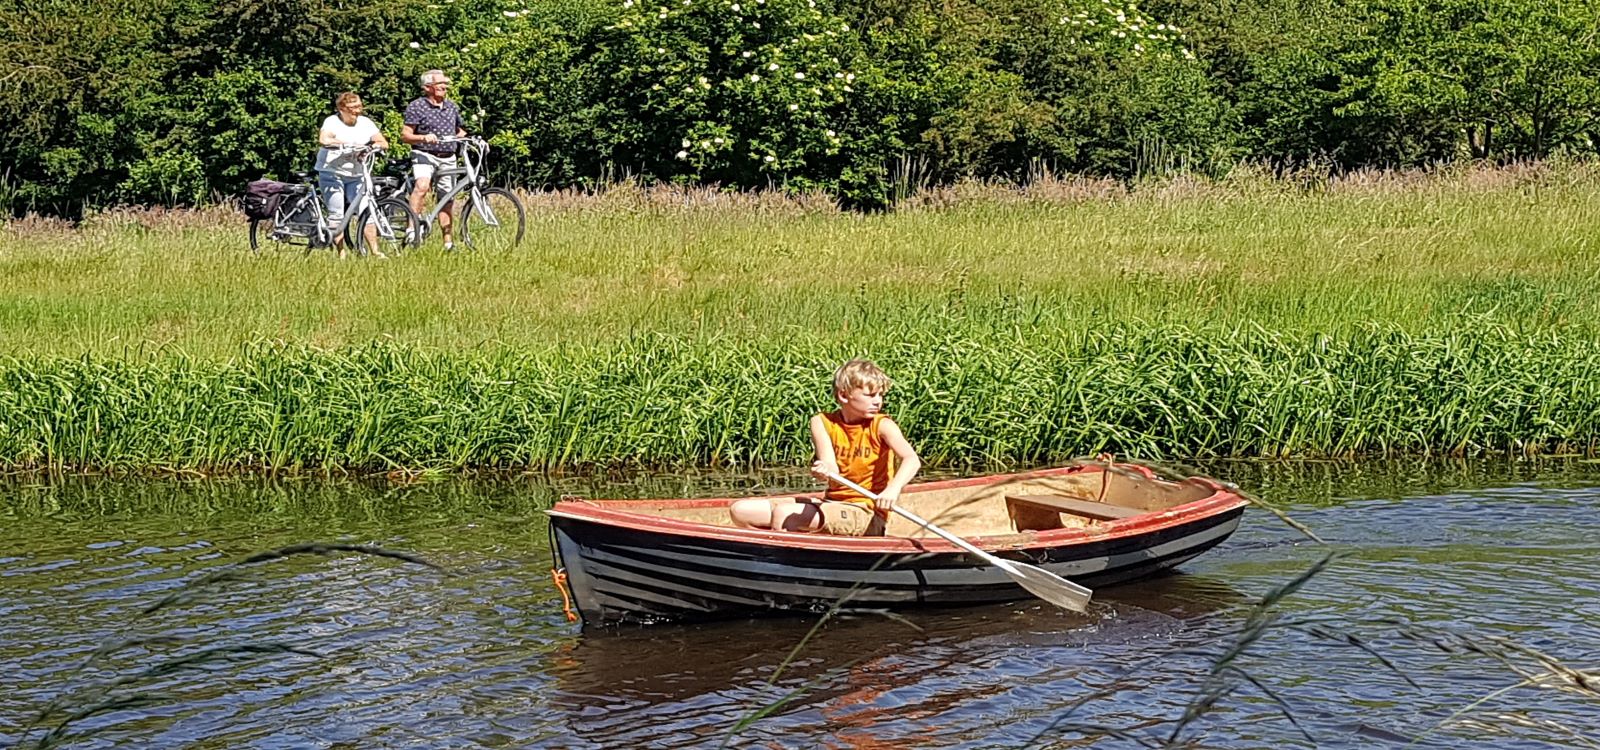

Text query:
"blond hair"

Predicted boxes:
[[334, 91, 362, 110], [833, 359, 891, 398]]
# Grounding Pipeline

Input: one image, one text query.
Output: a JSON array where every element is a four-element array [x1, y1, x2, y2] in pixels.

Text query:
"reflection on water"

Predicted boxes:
[[2, 458, 1598, 748], [548, 572, 1252, 746]]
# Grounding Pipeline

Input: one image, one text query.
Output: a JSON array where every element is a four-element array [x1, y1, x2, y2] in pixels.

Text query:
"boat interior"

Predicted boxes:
[[596, 465, 1223, 538]]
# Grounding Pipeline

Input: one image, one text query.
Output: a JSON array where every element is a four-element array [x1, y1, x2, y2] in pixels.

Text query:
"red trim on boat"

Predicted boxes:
[[546, 465, 1249, 555]]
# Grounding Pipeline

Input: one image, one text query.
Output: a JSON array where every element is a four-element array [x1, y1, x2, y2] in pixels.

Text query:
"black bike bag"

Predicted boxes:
[[242, 179, 305, 220]]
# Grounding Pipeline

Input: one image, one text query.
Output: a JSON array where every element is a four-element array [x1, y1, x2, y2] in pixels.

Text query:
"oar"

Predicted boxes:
[[822, 471, 1093, 613]]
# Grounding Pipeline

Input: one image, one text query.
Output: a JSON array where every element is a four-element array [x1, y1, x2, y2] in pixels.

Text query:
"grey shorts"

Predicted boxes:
[[412, 152, 457, 194]]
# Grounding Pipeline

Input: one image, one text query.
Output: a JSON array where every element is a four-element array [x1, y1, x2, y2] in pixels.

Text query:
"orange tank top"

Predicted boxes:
[[822, 411, 896, 515]]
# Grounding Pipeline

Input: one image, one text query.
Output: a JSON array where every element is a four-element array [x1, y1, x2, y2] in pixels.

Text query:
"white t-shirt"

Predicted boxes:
[[314, 114, 382, 178]]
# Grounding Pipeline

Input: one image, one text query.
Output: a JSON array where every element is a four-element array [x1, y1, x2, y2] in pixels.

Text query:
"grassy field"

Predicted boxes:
[[4, 162, 1598, 357], [3, 162, 1598, 471]]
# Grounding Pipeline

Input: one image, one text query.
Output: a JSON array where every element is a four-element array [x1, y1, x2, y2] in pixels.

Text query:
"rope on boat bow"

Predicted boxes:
[[550, 568, 578, 623], [547, 517, 579, 623]]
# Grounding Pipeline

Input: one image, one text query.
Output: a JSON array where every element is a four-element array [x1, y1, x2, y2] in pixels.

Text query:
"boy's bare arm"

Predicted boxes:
[[876, 417, 922, 509], [808, 414, 840, 480]]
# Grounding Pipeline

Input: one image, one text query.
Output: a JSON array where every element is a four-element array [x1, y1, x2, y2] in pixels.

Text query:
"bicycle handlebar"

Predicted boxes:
[[327, 144, 387, 156], [427, 136, 490, 155]]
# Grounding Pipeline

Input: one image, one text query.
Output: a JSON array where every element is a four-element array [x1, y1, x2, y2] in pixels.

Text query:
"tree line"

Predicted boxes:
[[2, 0, 1596, 214]]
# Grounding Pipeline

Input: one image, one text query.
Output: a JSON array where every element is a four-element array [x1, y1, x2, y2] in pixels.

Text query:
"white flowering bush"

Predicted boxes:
[[589, 0, 875, 193], [1017, 0, 1230, 175], [844, 0, 1222, 180], [1056, 0, 1191, 58]]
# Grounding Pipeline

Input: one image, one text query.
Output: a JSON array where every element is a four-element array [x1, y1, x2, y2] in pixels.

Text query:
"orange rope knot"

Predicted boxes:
[[550, 568, 578, 623]]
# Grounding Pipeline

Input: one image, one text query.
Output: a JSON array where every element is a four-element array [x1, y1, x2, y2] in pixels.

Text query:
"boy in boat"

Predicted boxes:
[[730, 359, 922, 536]]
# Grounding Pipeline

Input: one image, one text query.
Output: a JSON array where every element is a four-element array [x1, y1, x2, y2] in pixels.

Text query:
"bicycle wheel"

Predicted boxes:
[[347, 198, 422, 257], [460, 187, 525, 251], [249, 217, 316, 255], [248, 219, 270, 253]]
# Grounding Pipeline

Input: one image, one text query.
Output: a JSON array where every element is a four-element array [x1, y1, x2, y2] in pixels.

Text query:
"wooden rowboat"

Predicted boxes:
[[547, 462, 1250, 627]]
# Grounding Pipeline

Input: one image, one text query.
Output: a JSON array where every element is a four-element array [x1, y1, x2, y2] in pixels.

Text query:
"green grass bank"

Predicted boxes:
[[3, 323, 1597, 472], [2, 163, 1598, 471]]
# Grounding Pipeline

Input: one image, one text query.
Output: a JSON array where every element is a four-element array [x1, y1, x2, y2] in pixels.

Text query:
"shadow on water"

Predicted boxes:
[[2, 457, 1599, 748]]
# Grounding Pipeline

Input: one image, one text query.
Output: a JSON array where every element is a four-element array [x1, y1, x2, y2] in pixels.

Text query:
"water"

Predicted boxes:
[[3, 460, 1598, 749]]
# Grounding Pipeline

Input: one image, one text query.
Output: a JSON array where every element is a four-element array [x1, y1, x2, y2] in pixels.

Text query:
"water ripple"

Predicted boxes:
[[2, 463, 1599, 748]]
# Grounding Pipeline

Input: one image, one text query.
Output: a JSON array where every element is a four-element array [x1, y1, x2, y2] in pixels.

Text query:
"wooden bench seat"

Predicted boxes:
[[1006, 493, 1144, 531]]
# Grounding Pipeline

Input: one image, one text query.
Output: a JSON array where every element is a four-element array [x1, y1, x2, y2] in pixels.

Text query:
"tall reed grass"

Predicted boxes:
[[1, 317, 1595, 472]]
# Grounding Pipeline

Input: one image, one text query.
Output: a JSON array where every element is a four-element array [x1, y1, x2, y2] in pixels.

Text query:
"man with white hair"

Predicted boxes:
[[402, 69, 468, 250]]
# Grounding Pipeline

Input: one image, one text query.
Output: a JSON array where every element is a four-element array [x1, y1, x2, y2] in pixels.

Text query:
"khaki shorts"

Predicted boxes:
[[412, 152, 457, 194], [816, 500, 885, 537]]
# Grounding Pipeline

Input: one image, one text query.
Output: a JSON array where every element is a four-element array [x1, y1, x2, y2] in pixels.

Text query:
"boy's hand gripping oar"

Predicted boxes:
[[822, 472, 1092, 613]]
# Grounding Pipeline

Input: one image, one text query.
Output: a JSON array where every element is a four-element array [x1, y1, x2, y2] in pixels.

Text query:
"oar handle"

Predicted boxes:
[[821, 471, 997, 561], [890, 506, 998, 560], [822, 470, 1093, 612]]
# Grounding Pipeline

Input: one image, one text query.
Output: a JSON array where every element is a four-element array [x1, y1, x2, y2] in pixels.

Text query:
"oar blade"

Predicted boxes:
[[1002, 561, 1093, 613]]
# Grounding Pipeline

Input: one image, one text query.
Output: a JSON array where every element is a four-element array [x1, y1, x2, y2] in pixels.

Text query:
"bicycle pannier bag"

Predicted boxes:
[[242, 179, 303, 220]]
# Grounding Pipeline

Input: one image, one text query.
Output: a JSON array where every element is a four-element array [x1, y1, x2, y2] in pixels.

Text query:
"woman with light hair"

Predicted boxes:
[[315, 91, 390, 258]]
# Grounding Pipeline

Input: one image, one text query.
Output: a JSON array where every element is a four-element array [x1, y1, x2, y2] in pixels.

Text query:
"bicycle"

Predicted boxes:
[[248, 146, 420, 257], [381, 136, 526, 251]]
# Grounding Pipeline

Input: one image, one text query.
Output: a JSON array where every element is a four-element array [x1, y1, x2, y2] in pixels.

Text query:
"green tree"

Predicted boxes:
[[0, 0, 182, 212], [1363, 0, 1600, 158]]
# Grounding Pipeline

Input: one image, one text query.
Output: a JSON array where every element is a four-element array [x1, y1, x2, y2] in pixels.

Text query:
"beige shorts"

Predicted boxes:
[[815, 500, 884, 537], [412, 152, 457, 194]]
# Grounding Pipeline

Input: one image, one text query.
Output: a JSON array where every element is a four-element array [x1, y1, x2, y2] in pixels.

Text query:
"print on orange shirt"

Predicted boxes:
[[822, 411, 896, 514]]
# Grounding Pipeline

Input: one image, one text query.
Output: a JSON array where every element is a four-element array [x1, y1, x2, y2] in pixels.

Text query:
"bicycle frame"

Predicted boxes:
[[409, 138, 503, 228], [322, 147, 393, 246], [267, 186, 331, 246], [261, 146, 403, 252]]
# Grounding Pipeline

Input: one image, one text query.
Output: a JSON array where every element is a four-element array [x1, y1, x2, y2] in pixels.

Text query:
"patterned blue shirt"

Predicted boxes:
[[404, 97, 466, 157]]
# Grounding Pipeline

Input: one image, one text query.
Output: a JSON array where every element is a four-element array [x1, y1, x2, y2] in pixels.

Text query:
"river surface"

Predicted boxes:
[[2, 460, 1598, 749]]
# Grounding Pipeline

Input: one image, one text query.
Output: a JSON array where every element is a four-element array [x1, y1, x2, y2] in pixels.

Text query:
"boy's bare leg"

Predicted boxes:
[[729, 498, 777, 528], [771, 501, 824, 532], [730, 498, 823, 532]]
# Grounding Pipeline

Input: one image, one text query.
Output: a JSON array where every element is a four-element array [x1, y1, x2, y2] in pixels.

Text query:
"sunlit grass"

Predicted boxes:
[[2, 161, 1597, 358], [2, 162, 1598, 470]]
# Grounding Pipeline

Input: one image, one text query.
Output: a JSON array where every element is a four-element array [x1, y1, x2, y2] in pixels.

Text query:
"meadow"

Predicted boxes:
[[2, 162, 1598, 472]]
